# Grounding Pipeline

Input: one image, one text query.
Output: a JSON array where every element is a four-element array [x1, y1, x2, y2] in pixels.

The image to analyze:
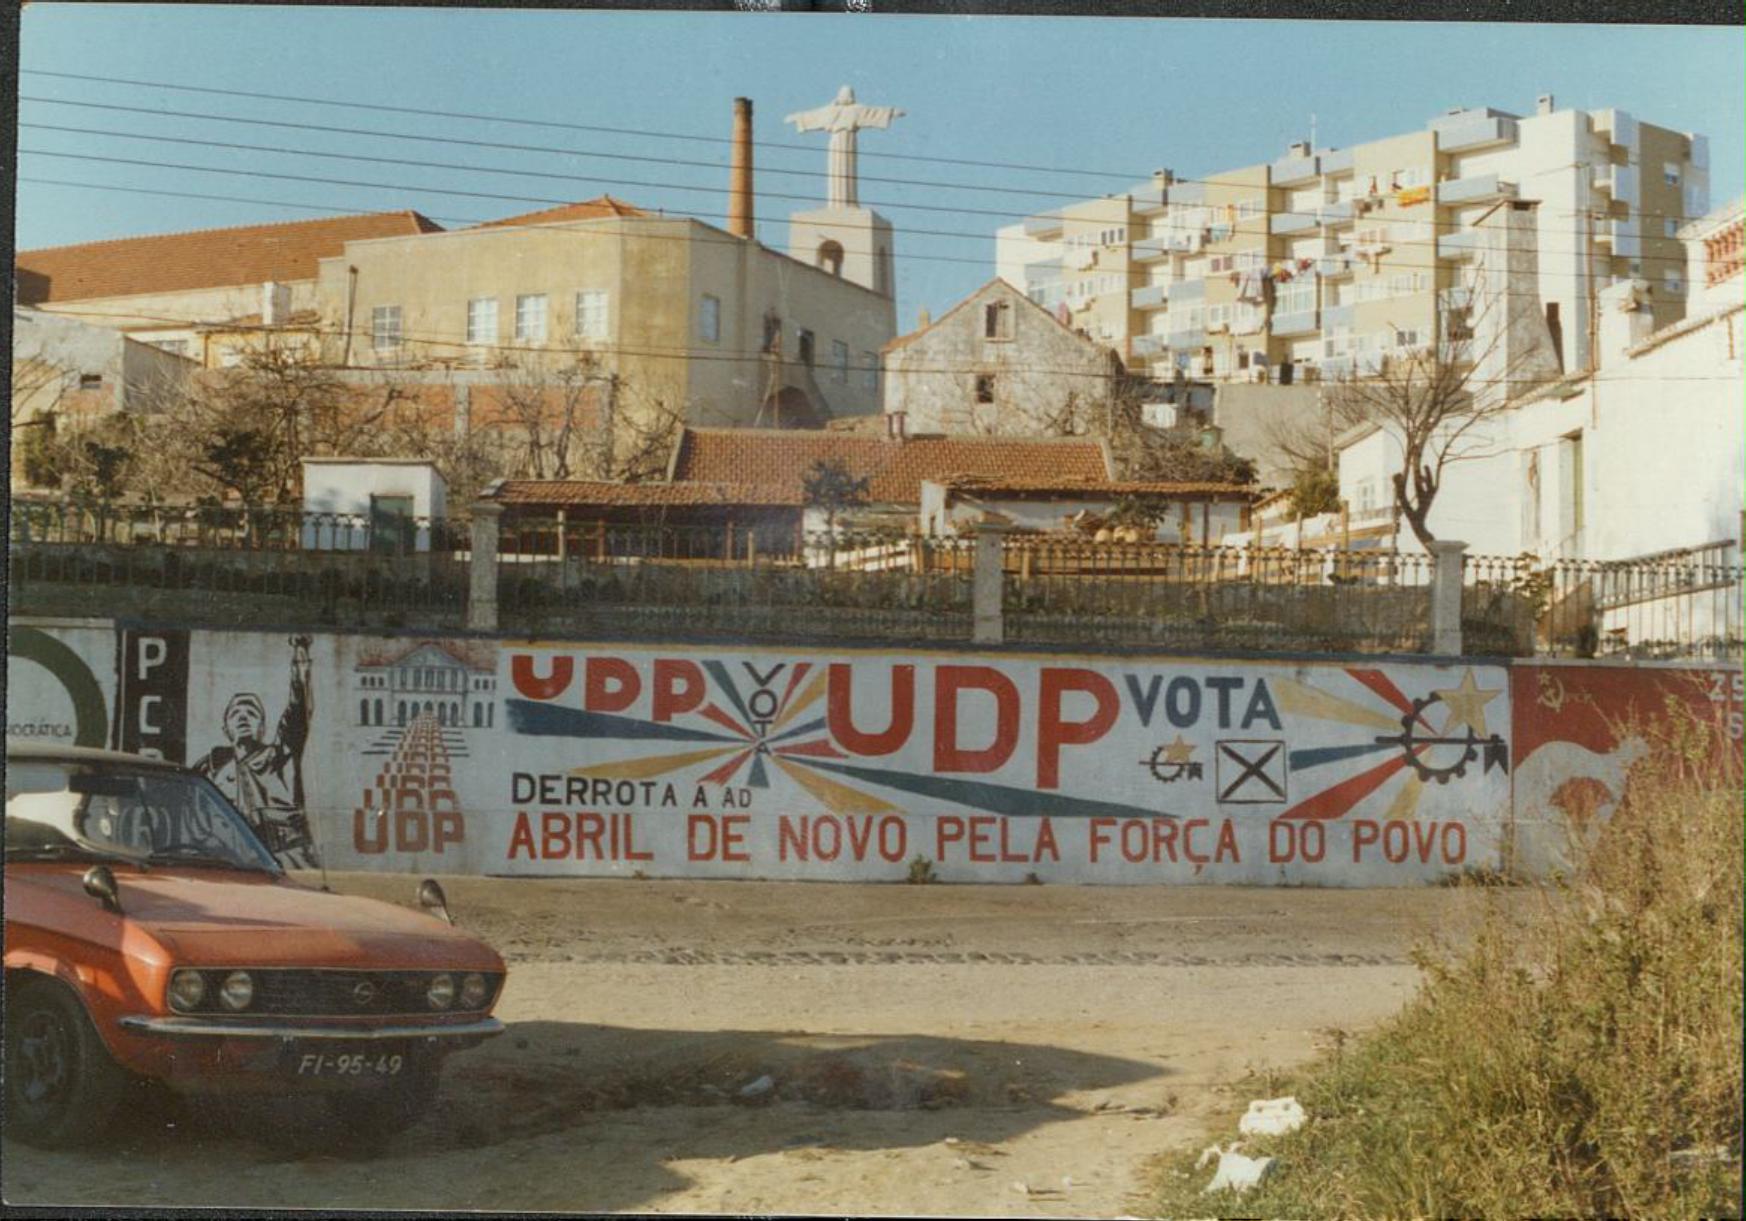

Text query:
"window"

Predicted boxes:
[[762, 312, 782, 353], [1663, 162, 1681, 186], [699, 294, 721, 343], [1208, 254, 1235, 275], [154, 339, 189, 356], [1236, 197, 1266, 222], [1355, 477, 1377, 513], [1391, 328, 1424, 349], [1276, 281, 1316, 315], [831, 340, 849, 383], [862, 351, 879, 391], [1664, 217, 1679, 239], [515, 294, 548, 342], [975, 374, 996, 403], [573, 291, 608, 341], [371, 304, 402, 351], [1664, 268, 1685, 296], [797, 327, 815, 367], [78, 373, 103, 391], [466, 297, 498, 345], [1205, 303, 1234, 330], [984, 300, 1014, 340]]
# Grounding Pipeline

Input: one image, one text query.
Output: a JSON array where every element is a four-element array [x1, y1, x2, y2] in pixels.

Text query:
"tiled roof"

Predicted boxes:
[[473, 196, 649, 229], [669, 428, 1112, 505], [15, 211, 442, 305], [942, 477, 1259, 498], [488, 480, 803, 508]]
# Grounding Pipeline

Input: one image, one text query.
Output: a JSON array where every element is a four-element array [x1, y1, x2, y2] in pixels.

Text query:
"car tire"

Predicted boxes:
[[4, 976, 129, 1149], [322, 1063, 442, 1149]]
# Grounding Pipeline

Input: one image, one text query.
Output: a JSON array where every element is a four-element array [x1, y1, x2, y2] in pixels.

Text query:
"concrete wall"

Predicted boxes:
[[10, 619, 1737, 884]]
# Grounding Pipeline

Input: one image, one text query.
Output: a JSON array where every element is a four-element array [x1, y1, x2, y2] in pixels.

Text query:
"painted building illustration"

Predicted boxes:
[[353, 641, 497, 731]]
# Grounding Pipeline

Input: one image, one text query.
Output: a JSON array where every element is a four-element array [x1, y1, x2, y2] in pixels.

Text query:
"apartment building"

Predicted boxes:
[[995, 96, 1709, 385]]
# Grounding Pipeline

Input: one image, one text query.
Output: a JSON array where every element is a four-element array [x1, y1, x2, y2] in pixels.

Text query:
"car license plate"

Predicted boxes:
[[294, 1051, 405, 1078]]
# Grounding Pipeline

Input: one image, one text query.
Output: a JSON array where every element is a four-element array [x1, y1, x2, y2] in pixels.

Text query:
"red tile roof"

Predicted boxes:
[[489, 480, 802, 508], [473, 196, 649, 229], [943, 477, 1258, 499], [15, 211, 443, 305], [669, 428, 1112, 505]]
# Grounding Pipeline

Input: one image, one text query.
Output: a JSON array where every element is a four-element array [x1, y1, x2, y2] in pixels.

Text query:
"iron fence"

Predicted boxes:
[[496, 521, 977, 643], [8, 500, 470, 628], [1470, 543, 1745, 661], [999, 539, 1441, 653], [9, 500, 469, 554]]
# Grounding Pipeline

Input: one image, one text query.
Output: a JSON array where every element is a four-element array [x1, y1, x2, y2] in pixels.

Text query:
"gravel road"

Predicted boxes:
[[2, 874, 1509, 1215]]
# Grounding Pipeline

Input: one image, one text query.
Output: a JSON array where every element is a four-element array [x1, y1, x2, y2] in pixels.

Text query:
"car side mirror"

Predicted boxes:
[[82, 864, 123, 913], [417, 878, 453, 926]]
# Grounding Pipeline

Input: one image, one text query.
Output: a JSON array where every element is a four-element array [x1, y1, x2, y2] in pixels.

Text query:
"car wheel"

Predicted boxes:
[[323, 1063, 442, 1148], [4, 977, 129, 1149]]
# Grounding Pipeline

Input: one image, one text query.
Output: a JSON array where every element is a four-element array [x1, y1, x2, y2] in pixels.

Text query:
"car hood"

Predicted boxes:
[[12, 866, 503, 971]]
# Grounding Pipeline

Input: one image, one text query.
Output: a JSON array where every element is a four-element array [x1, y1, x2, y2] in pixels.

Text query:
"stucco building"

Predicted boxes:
[[880, 279, 1125, 437], [997, 96, 1709, 385], [13, 93, 904, 436]]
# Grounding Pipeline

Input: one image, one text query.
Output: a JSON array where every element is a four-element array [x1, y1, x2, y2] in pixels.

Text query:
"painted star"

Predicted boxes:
[[1432, 669, 1501, 737], [1161, 734, 1196, 765]]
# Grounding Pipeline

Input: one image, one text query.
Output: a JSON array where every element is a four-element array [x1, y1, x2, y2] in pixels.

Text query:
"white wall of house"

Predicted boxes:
[[300, 459, 449, 550], [1336, 280, 1744, 563]]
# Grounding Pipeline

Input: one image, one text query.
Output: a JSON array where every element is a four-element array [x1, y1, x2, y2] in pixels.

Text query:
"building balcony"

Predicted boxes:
[[1168, 329, 1206, 351], [1322, 302, 1356, 331], [1319, 148, 1355, 175], [1131, 237, 1171, 262], [1433, 113, 1519, 153], [1273, 209, 1318, 236], [1316, 251, 1355, 277], [1271, 154, 1320, 186], [1435, 172, 1519, 206], [1271, 308, 1319, 336], [1131, 284, 1170, 309], [1024, 211, 1064, 238], [1436, 228, 1484, 261], [1318, 199, 1355, 227], [1125, 182, 1169, 214], [1166, 277, 1205, 303], [1131, 333, 1169, 356]]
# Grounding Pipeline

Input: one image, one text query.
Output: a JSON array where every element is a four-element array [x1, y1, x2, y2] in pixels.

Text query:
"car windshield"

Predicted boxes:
[[5, 760, 281, 874]]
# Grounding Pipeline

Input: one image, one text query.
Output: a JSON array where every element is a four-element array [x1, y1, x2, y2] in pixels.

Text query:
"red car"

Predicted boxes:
[[4, 742, 507, 1149]]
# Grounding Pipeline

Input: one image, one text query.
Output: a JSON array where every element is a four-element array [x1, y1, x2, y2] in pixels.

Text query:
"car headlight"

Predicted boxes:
[[426, 973, 456, 1010], [460, 973, 490, 1009], [219, 970, 254, 1012], [168, 969, 207, 1012]]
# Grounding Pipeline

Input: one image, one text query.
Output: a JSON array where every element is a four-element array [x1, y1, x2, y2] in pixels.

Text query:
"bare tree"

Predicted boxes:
[[1319, 270, 1556, 550]]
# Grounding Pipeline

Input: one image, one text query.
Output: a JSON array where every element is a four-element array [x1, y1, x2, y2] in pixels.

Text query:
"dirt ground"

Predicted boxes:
[[2, 875, 1509, 1215]]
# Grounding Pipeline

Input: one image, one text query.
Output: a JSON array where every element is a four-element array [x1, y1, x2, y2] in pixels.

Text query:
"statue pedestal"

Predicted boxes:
[[788, 206, 895, 298]]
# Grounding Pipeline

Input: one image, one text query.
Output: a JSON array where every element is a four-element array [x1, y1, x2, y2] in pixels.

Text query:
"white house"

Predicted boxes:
[[299, 458, 450, 552], [1334, 198, 1744, 564]]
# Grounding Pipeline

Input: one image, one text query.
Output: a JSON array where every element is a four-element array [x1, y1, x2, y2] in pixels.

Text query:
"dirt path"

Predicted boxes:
[[2, 877, 1504, 1215]]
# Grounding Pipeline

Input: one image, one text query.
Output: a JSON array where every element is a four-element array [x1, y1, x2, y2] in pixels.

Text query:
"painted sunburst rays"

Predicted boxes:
[[1276, 667, 1506, 823], [564, 661, 860, 801]]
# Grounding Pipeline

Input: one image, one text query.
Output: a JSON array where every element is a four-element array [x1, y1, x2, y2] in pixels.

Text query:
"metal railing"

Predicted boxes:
[[1465, 545, 1744, 660], [9, 500, 470, 627], [495, 520, 977, 643], [999, 538, 1439, 653]]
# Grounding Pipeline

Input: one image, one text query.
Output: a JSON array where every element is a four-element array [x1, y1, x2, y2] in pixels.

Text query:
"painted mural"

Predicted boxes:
[[4, 618, 1735, 884], [1509, 662, 1743, 872]]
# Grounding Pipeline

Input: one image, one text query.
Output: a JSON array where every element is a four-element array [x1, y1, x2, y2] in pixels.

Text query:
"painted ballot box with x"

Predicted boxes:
[[1216, 740, 1288, 804]]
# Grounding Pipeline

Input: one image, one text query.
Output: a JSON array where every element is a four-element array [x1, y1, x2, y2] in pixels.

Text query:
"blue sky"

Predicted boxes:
[[15, 8, 1744, 326]]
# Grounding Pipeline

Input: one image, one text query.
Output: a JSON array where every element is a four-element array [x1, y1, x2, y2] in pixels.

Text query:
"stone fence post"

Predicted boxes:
[[1428, 538, 1468, 656], [972, 524, 1008, 645], [468, 501, 502, 632]]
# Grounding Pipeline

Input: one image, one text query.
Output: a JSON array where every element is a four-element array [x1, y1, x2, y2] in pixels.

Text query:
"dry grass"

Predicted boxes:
[[1150, 699, 1744, 1219]]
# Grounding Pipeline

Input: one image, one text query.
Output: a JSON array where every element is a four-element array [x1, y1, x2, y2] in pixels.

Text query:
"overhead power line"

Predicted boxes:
[[18, 96, 1723, 234], [37, 301, 1742, 388], [18, 153, 1702, 279], [18, 68, 1145, 180], [17, 72, 1723, 231]]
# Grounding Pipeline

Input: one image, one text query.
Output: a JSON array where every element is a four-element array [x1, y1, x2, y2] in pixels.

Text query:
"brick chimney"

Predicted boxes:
[[728, 97, 754, 239]]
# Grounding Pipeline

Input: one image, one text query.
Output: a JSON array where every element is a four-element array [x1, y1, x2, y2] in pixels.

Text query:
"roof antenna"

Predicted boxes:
[[1309, 113, 1317, 153]]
